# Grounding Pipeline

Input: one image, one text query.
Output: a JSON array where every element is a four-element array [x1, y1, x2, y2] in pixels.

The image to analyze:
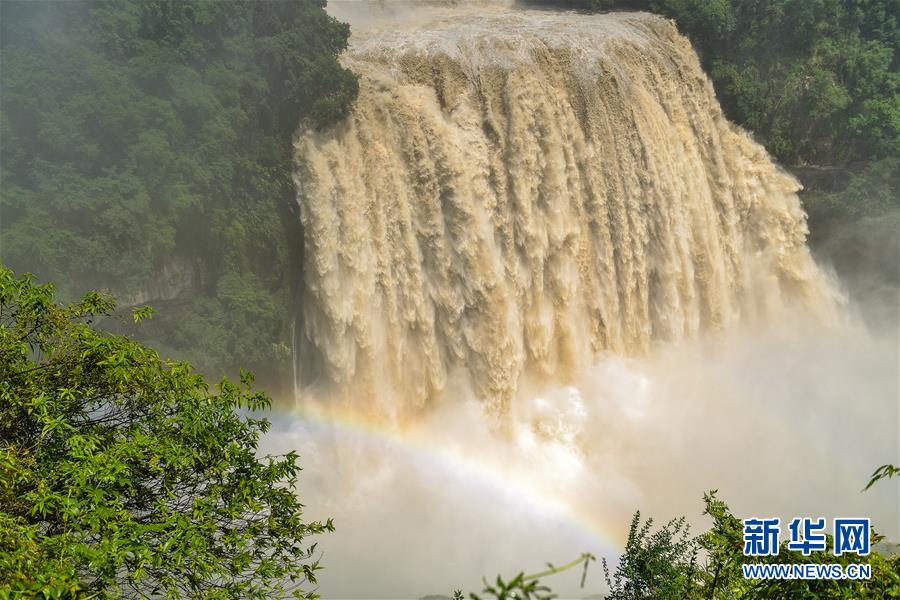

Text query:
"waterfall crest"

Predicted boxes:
[[293, 9, 835, 414]]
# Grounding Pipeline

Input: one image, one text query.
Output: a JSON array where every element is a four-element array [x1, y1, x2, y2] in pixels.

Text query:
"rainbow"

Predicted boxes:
[[273, 400, 629, 559]]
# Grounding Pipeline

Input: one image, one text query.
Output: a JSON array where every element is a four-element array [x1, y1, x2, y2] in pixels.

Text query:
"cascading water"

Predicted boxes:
[[292, 7, 837, 415], [271, 6, 896, 597]]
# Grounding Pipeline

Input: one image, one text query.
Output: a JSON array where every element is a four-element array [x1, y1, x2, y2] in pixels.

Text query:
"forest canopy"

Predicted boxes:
[[1, 2, 897, 597], [2, 0, 897, 385], [0, 0, 358, 384], [527, 0, 899, 168], [528, 0, 900, 308]]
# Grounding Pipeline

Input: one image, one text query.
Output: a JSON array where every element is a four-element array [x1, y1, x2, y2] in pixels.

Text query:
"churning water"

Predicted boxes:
[[264, 3, 899, 597]]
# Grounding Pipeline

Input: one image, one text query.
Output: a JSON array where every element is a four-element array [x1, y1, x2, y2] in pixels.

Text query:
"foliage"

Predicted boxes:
[[602, 513, 699, 599], [461, 499, 898, 600], [0, 0, 358, 384], [468, 574, 555, 600], [601, 491, 900, 599], [452, 553, 595, 600], [530, 0, 899, 286], [648, 0, 900, 168], [803, 156, 900, 233], [534, 0, 899, 169], [865, 464, 900, 491], [0, 265, 332, 597], [800, 157, 898, 321]]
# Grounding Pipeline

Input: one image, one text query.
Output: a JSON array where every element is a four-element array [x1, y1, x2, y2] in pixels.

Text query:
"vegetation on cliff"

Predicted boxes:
[[0, 0, 358, 385], [3, 0, 896, 386], [530, 0, 899, 226], [0, 2, 896, 597]]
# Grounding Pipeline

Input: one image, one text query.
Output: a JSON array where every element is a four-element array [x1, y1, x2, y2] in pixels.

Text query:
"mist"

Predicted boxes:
[[263, 301, 899, 598], [263, 3, 900, 598], [1, 1, 896, 598]]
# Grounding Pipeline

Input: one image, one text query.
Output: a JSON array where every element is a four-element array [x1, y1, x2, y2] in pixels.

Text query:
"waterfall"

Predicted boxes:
[[292, 7, 836, 415]]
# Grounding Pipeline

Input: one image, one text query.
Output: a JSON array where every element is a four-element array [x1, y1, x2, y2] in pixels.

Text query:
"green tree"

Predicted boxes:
[[602, 492, 900, 599], [602, 513, 699, 599], [651, 0, 900, 167], [0, 265, 332, 598], [531, 0, 899, 310], [0, 0, 358, 385], [532, 0, 899, 169]]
